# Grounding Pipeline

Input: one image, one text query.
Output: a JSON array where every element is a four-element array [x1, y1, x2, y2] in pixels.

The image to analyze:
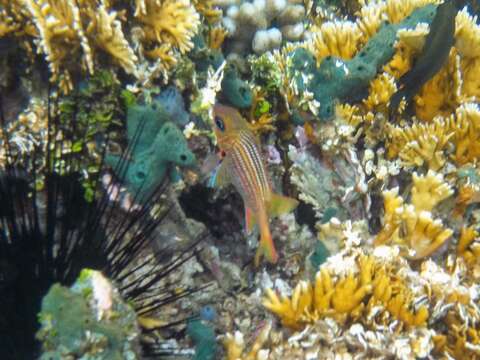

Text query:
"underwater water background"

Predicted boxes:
[[1, 0, 480, 359]]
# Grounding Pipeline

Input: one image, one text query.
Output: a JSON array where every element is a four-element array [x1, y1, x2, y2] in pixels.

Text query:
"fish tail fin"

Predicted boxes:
[[255, 225, 278, 266], [268, 193, 299, 218]]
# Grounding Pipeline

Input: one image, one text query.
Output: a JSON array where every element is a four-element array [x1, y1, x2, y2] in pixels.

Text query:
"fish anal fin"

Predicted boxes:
[[245, 206, 257, 234], [255, 226, 279, 266], [268, 193, 299, 218]]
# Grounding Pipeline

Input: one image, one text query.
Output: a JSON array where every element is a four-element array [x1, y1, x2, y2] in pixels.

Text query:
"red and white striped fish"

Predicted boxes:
[[211, 104, 298, 266]]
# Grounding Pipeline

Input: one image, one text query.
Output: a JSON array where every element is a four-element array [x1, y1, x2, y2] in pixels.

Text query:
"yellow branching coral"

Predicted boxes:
[[2, 0, 201, 90], [386, 103, 480, 169], [384, 0, 440, 24], [375, 171, 453, 258], [414, 49, 464, 121], [374, 188, 403, 246], [449, 103, 480, 165], [263, 255, 428, 330], [396, 23, 429, 52], [398, 205, 453, 259], [192, 0, 222, 24], [346, 0, 480, 137], [223, 322, 271, 360], [383, 42, 415, 82], [18, 0, 140, 91], [306, 20, 362, 64], [142, 43, 177, 69], [411, 171, 453, 212], [362, 72, 397, 111], [85, 5, 137, 75], [457, 226, 480, 267], [0, 0, 36, 38], [355, 1, 387, 40], [455, 7, 480, 59], [434, 304, 480, 359], [453, 183, 480, 218], [398, 7, 480, 122], [386, 118, 454, 171], [208, 27, 228, 50], [25, 0, 93, 91], [136, 0, 200, 54]]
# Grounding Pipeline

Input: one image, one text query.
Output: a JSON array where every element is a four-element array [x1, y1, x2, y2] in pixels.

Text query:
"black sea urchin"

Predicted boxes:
[[0, 88, 204, 359]]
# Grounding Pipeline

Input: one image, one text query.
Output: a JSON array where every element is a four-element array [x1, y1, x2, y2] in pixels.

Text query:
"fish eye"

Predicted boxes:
[[214, 116, 225, 132]]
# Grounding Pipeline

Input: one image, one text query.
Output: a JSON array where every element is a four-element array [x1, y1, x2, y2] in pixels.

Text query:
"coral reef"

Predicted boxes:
[[37, 269, 141, 359], [4, 0, 480, 358]]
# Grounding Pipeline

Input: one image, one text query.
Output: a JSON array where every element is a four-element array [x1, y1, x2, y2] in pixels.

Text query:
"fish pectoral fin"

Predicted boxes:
[[245, 206, 257, 234], [268, 193, 299, 218], [208, 159, 230, 188]]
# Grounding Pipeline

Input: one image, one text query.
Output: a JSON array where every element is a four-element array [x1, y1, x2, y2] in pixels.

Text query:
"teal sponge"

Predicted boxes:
[[36, 269, 140, 360], [288, 3, 438, 120], [186, 319, 217, 360], [107, 103, 196, 199]]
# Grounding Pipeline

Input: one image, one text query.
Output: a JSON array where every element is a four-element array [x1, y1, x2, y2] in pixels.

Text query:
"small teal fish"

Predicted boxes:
[[211, 104, 298, 266]]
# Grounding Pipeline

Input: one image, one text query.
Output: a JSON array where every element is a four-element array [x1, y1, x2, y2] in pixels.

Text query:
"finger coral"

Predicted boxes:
[[263, 254, 428, 330]]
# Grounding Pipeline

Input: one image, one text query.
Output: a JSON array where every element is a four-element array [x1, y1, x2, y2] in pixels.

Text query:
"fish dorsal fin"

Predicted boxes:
[[268, 193, 299, 218]]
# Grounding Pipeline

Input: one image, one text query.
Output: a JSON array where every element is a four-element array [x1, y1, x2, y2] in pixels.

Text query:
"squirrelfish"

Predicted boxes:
[[211, 104, 298, 265]]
